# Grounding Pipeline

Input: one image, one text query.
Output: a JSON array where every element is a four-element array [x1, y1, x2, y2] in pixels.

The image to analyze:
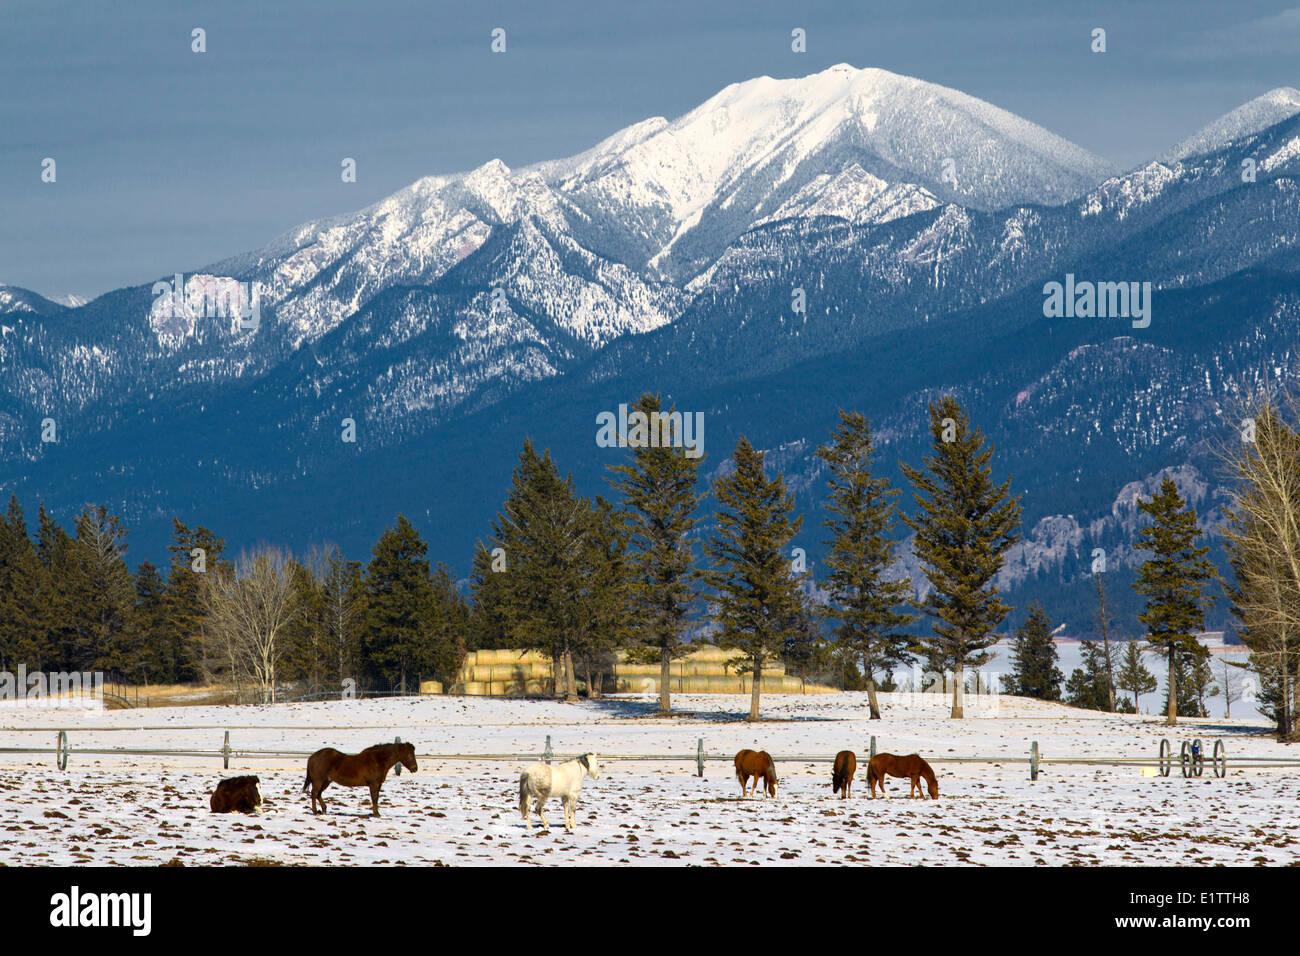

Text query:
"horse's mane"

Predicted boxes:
[[363, 742, 403, 754]]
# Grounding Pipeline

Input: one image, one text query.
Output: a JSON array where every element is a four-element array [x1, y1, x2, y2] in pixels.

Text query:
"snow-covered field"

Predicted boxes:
[[0, 693, 1295, 866]]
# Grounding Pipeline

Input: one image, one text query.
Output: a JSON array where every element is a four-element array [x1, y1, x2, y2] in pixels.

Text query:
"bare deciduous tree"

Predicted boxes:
[[200, 548, 297, 704], [1220, 390, 1300, 740]]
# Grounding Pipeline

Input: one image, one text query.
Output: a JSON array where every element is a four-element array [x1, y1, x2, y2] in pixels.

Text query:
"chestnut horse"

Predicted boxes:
[[867, 752, 939, 799], [304, 742, 417, 817], [831, 750, 856, 798], [734, 749, 778, 798]]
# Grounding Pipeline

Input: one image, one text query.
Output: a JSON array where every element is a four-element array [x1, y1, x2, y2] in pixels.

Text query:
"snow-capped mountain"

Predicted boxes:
[[1162, 87, 1300, 162], [3, 68, 1299, 632]]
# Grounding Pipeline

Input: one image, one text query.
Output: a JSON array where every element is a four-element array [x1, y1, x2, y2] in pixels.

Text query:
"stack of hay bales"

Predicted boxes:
[[441, 645, 837, 696], [611, 644, 836, 695], [446, 648, 555, 697]]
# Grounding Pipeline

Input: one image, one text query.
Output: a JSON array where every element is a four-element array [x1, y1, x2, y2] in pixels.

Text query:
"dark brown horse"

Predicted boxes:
[[734, 749, 778, 798], [831, 750, 856, 798], [304, 742, 417, 817], [867, 753, 939, 799], [210, 775, 262, 814]]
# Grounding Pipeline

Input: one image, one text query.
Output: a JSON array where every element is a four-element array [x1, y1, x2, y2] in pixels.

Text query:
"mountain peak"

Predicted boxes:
[[1162, 87, 1300, 162]]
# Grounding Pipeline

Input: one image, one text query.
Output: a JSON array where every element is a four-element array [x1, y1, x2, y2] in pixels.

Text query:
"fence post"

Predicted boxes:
[[222, 730, 231, 770], [697, 738, 704, 777], [56, 730, 68, 771], [394, 736, 402, 775], [544, 735, 552, 765], [1030, 740, 1039, 781], [869, 735, 877, 760]]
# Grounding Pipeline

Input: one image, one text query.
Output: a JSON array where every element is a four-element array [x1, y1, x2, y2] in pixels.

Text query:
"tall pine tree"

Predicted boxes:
[[816, 410, 914, 718], [0, 496, 47, 671], [901, 397, 1022, 718], [705, 437, 809, 722], [361, 515, 437, 694], [607, 393, 704, 714], [1133, 478, 1215, 726]]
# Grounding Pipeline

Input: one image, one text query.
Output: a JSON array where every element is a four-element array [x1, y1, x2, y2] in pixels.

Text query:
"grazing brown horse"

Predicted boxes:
[[210, 775, 262, 814], [831, 750, 857, 798], [734, 749, 778, 798], [304, 742, 417, 817], [867, 753, 939, 799]]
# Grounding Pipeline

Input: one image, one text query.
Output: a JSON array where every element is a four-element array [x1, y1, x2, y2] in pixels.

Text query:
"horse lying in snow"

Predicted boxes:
[[304, 742, 417, 817], [734, 749, 778, 798], [519, 753, 600, 832], [210, 775, 262, 813], [867, 752, 939, 799]]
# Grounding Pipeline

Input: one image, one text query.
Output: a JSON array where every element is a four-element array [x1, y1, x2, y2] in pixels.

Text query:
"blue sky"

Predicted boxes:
[[2, 0, 1298, 299]]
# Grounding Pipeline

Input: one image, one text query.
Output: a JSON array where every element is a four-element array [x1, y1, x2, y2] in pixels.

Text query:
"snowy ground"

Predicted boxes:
[[0, 692, 1295, 866]]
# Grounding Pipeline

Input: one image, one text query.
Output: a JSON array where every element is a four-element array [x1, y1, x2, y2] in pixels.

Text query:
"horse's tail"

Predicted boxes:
[[302, 772, 311, 793], [518, 771, 530, 818]]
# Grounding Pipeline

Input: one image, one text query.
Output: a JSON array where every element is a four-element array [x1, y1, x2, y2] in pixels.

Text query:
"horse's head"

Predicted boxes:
[[766, 774, 778, 798], [927, 778, 939, 800], [579, 752, 600, 780], [400, 742, 418, 773]]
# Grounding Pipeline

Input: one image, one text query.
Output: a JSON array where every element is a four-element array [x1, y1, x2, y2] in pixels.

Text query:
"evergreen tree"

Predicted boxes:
[[361, 515, 437, 694], [817, 410, 915, 718], [1003, 603, 1063, 700], [704, 437, 809, 722], [63, 505, 135, 673], [1162, 644, 1212, 719], [165, 519, 231, 683], [1116, 639, 1158, 713], [569, 497, 631, 699], [1065, 639, 1114, 710], [0, 496, 47, 671], [901, 397, 1022, 718], [1133, 478, 1216, 726], [1188, 645, 1219, 718], [491, 441, 596, 698], [130, 561, 173, 684], [606, 393, 704, 714], [426, 563, 470, 688], [467, 541, 511, 651]]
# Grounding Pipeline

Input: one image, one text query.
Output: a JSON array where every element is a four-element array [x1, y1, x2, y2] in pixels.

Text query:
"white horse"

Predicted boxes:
[[519, 752, 600, 832]]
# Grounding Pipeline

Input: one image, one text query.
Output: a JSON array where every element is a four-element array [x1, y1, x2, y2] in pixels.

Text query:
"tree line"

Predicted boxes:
[[0, 389, 1294, 737], [0, 507, 467, 703]]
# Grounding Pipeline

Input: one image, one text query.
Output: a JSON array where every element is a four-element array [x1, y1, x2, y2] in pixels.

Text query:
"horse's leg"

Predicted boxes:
[[369, 782, 382, 817], [536, 796, 549, 830], [562, 795, 573, 832]]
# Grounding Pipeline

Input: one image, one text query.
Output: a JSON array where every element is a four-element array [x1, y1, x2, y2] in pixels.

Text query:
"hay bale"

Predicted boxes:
[[418, 680, 443, 695], [682, 645, 731, 663]]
